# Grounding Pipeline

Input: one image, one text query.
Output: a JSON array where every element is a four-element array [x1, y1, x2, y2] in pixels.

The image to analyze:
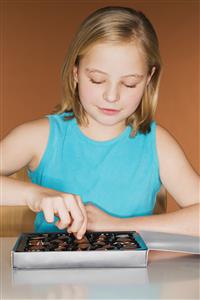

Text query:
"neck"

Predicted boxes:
[[79, 118, 126, 142]]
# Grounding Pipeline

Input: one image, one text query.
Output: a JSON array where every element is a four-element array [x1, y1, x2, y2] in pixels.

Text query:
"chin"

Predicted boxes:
[[96, 116, 125, 127]]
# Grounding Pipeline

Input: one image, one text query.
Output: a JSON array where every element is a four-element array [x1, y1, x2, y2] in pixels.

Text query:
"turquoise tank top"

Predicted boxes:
[[28, 113, 161, 232]]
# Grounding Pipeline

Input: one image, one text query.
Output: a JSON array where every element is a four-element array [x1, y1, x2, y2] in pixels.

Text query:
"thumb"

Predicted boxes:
[[85, 202, 94, 208]]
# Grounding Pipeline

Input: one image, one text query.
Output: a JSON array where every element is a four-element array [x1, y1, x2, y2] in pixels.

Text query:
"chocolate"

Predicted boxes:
[[96, 241, 106, 246], [31, 236, 45, 240], [12, 231, 148, 269], [54, 246, 66, 251], [28, 245, 45, 251], [28, 240, 43, 246], [76, 236, 89, 244], [123, 244, 137, 249], [16, 231, 141, 253], [77, 243, 90, 250]]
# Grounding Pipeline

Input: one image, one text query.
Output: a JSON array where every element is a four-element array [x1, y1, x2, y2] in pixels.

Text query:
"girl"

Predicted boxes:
[[1, 6, 199, 239]]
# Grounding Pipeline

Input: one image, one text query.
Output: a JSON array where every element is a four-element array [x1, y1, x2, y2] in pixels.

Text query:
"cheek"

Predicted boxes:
[[123, 87, 145, 110], [78, 79, 100, 105]]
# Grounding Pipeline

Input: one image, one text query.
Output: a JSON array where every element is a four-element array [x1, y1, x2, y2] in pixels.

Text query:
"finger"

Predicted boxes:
[[26, 199, 40, 212], [53, 199, 72, 229], [85, 203, 94, 212], [40, 198, 54, 223], [67, 195, 86, 238], [75, 195, 87, 239], [64, 195, 84, 235]]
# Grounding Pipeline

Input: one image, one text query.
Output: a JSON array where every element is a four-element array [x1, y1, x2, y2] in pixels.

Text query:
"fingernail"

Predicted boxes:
[[77, 234, 82, 240], [47, 219, 54, 223]]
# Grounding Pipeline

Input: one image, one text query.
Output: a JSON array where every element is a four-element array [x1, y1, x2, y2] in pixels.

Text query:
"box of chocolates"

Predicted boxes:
[[11, 231, 148, 269]]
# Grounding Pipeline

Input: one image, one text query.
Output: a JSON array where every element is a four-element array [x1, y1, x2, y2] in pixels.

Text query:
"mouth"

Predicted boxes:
[[98, 107, 121, 115]]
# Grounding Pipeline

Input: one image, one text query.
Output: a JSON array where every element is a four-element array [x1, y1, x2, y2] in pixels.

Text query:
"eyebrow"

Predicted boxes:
[[86, 68, 144, 79]]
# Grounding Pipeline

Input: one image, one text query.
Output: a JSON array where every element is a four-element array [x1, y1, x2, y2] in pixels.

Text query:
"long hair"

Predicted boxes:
[[55, 6, 162, 136]]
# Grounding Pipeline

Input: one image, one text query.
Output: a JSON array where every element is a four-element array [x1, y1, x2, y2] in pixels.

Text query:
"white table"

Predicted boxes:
[[1, 237, 199, 299]]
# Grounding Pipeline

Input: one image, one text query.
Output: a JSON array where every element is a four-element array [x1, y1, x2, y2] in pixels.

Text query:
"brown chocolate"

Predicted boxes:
[[78, 243, 90, 250], [21, 231, 140, 252]]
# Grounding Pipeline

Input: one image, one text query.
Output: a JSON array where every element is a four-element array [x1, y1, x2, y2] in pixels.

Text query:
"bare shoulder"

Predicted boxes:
[[6, 117, 50, 149], [16, 117, 50, 171], [155, 124, 199, 207], [155, 124, 193, 169], [1, 117, 50, 175], [16, 117, 49, 132], [156, 125, 179, 147], [18, 117, 50, 143]]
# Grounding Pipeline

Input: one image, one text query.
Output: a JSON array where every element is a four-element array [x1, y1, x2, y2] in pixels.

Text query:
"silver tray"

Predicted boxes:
[[11, 231, 148, 269]]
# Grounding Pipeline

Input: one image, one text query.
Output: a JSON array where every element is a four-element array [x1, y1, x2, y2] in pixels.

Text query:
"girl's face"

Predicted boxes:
[[74, 42, 153, 135]]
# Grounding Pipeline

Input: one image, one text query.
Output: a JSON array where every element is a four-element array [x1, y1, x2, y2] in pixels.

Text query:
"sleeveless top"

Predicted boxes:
[[28, 113, 161, 232]]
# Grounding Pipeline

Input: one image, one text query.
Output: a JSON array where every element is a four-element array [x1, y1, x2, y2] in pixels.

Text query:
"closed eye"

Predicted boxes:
[[90, 78, 137, 88], [90, 79, 105, 84], [123, 83, 137, 88]]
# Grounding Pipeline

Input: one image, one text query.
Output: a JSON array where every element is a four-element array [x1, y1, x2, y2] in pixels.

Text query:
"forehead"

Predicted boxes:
[[79, 42, 147, 74]]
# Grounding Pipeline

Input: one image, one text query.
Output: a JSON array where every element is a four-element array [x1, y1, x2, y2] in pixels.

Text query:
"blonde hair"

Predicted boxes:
[[55, 6, 162, 136]]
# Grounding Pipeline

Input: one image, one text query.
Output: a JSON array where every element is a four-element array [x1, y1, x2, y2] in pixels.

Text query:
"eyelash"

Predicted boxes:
[[124, 84, 137, 89], [89, 79, 136, 89]]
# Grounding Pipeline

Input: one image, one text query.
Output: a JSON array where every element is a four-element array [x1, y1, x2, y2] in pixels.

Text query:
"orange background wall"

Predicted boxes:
[[1, 1, 199, 212]]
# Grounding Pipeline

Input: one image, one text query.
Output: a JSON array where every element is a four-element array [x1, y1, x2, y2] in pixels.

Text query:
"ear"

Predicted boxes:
[[73, 66, 78, 83], [146, 66, 156, 86]]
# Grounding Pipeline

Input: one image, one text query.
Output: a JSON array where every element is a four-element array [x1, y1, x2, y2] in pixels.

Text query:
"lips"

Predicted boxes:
[[98, 107, 120, 115]]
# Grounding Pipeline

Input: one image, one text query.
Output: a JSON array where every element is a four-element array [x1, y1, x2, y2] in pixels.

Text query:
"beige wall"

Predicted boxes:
[[1, 1, 199, 212]]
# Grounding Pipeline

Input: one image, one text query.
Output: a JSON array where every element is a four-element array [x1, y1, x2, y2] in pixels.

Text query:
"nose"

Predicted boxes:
[[103, 83, 120, 103]]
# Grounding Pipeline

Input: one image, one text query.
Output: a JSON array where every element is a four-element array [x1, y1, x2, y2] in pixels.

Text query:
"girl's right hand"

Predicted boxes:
[[26, 189, 87, 239]]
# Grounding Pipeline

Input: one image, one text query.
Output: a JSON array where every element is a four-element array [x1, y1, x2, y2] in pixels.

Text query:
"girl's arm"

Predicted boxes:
[[0, 119, 87, 238], [156, 125, 199, 208], [86, 202, 199, 236], [1, 119, 48, 205], [86, 125, 200, 236]]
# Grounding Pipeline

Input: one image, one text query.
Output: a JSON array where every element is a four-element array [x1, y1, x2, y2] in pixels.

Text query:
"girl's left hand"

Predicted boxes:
[[85, 203, 119, 231]]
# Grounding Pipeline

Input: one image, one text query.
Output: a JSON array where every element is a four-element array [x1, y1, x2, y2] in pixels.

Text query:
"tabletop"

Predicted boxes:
[[0, 237, 199, 299]]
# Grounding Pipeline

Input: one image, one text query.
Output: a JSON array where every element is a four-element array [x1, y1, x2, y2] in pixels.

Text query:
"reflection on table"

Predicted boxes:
[[1, 237, 199, 299]]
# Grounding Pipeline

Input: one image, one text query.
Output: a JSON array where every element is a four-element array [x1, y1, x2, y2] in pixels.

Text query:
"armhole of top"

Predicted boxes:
[[151, 121, 162, 188], [27, 115, 53, 177]]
